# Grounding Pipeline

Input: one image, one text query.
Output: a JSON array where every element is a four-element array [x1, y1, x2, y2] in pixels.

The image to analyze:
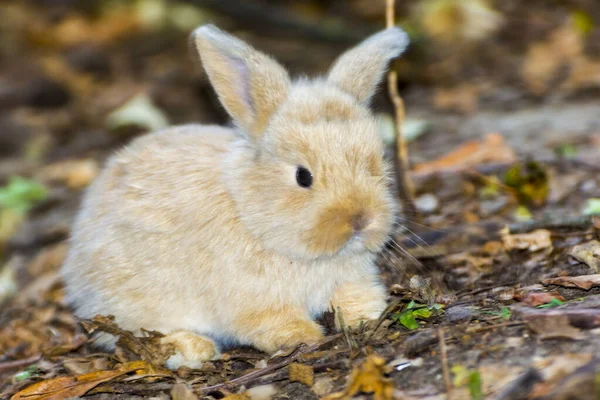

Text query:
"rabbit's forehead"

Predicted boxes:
[[266, 118, 383, 171]]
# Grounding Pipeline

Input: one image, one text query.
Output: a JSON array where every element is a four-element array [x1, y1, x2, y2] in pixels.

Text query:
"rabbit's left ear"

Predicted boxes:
[[327, 27, 409, 105], [192, 25, 291, 140]]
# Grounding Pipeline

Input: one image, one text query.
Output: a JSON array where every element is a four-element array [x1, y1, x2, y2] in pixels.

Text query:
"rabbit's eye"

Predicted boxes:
[[296, 166, 313, 188]]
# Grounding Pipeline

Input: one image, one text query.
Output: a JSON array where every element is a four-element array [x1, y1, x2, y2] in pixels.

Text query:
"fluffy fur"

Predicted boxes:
[[61, 25, 409, 369]]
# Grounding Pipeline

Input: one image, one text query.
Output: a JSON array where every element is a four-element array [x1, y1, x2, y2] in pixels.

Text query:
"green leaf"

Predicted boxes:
[[412, 307, 432, 319], [500, 306, 511, 320], [571, 10, 594, 35], [398, 311, 419, 330], [0, 177, 47, 214], [406, 300, 416, 309], [583, 198, 600, 216], [536, 298, 564, 308], [469, 370, 483, 400]]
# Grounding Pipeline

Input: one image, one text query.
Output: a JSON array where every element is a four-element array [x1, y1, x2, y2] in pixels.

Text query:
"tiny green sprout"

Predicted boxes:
[[500, 306, 511, 320], [536, 298, 565, 308]]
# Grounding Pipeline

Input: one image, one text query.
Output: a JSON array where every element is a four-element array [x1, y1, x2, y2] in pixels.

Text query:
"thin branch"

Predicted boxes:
[[193, 334, 342, 393], [385, 0, 420, 226], [438, 328, 452, 400], [0, 355, 41, 373]]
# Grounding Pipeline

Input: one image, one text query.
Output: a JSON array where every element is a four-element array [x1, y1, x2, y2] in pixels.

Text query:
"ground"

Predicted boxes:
[[1, 1, 600, 399]]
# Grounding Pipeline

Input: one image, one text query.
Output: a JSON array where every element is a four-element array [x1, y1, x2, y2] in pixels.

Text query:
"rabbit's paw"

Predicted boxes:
[[331, 282, 387, 329], [253, 318, 324, 354], [161, 331, 219, 370]]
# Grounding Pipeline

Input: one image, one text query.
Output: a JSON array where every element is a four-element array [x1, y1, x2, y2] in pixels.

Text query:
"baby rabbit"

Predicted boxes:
[[61, 24, 409, 369]]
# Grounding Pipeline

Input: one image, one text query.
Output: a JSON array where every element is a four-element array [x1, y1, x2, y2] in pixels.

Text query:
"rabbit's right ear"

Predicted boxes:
[[192, 25, 291, 140]]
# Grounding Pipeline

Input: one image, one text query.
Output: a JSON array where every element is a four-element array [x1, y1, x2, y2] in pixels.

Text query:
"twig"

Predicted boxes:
[[336, 307, 358, 350], [438, 328, 452, 400], [0, 355, 42, 373], [193, 334, 342, 393], [385, 0, 420, 226], [468, 321, 525, 334]]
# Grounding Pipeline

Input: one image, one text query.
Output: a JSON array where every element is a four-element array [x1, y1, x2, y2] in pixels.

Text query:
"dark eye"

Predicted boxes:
[[296, 166, 313, 188]]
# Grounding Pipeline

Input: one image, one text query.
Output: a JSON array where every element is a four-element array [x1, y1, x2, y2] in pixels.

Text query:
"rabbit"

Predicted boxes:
[[61, 24, 409, 370]]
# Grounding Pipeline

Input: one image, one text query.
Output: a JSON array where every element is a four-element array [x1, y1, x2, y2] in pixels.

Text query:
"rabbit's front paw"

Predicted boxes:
[[161, 331, 219, 370], [331, 282, 387, 329], [252, 319, 324, 354]]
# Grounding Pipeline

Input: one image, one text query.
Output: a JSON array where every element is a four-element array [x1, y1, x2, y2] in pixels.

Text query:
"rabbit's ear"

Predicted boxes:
[[192, 25, 290, 139], [327, 27, 409, 105]]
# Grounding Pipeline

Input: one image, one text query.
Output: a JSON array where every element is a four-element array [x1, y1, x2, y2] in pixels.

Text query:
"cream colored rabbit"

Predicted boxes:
[[61, 24, 409, 369]]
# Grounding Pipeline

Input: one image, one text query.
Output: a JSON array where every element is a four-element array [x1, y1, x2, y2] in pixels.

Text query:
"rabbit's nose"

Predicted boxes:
[[351, 212, 371, 232]]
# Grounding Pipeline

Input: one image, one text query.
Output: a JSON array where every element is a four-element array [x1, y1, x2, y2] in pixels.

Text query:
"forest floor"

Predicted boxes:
[[1, 1, 600, 399]]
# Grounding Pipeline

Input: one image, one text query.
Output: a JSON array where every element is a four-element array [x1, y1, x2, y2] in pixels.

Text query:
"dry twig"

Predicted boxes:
[[386, 0, 420, 226], [438, 328, 452, 399]]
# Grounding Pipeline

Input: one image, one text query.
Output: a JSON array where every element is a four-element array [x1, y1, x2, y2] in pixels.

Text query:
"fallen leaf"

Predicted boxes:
[[568, 241, 600, 273], [521, 292, 565, 307], [288, 363, 314, 387], [501, 228, 552, 252], [323, 354, 393, 400], [543, 275, 600, 290], [412, 133, 516, 175], [171, 383, 199, 400], [81, 315, 173, 366], [36, 159, 100, 189], [11, 361, 151, 400]]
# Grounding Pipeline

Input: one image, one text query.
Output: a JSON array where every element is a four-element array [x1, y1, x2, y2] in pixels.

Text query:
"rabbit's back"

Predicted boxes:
[[62, 125, 240, 333]]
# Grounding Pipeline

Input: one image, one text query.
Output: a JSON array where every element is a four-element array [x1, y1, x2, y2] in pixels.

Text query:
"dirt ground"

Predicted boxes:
[[1, 1, 600, 399]]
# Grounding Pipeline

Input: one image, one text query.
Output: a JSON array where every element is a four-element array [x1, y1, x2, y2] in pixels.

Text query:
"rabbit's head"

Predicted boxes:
[[192, 25, 409, 260]]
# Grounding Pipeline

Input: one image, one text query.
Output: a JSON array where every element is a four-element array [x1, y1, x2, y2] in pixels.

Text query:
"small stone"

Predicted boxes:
[[415, 193, 439, 213]]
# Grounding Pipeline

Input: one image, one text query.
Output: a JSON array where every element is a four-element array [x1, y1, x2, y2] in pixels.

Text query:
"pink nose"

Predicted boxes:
[[351, 212, 370, 232]]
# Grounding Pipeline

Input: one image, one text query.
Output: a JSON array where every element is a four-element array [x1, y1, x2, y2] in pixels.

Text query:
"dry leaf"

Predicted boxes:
[[11, 361, 151, 400], [171, 383, 199, 400], [568, 240, 600, 273], [288, 363, 314, 387], [530, 353, 594, 398], [323, 354, 393, 400], [412, 133, 516, 175], [501, 228, 552, 252], [521, 291, 565, 307], [37, 159, 100, 189], [543, 275, 600, 290]]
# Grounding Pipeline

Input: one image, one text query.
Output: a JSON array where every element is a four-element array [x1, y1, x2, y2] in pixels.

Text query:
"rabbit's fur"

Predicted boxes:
[[61, 25, 409, 369]]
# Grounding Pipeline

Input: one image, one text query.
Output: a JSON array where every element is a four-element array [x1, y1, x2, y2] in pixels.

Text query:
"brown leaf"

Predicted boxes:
[[323, 354, 393, 400], [521, 291, 565, 307], [81, 315, 172, 366], [288, 363, 314, 387], [11, 361, 150, 400], [568, 241, 600, 273], [171, 383, 199, 400], [36, 159, 100, 189], [543, 275, 600, 290], [501, 228, 552, 252], [412, 133, 516, 175]]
